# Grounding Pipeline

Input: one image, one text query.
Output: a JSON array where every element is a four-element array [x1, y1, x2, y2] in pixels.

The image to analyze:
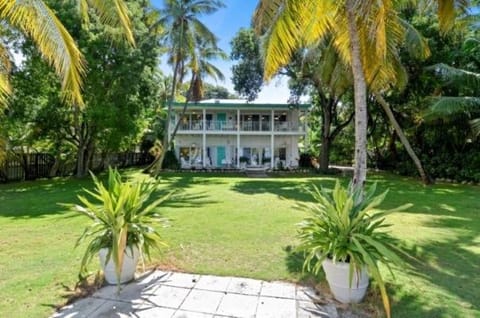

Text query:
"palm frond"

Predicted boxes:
[[437, 0, 469, 32], [254, 0, 335, 79], [470, 118, 480, 136], [80, 0, 134, 44], [0, 0, 86, 106], [0, 133, 6, 165], [0, 43, 12, 107], [428, 96, 480, 117], [427, 63, 480, 92], [400, 18, 431, 60]]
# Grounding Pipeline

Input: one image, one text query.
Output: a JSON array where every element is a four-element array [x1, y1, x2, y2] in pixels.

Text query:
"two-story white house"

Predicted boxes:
[[170, 99, 309, 169]]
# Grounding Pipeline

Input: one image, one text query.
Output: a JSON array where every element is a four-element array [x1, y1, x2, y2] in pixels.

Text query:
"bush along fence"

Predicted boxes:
[[0, 152, 154, 183]]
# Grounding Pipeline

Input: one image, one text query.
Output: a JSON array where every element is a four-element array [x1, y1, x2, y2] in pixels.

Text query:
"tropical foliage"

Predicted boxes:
[[427, 63, 480, 128], [0, 0, 133, 108], [151, 0, 225, 172], [230, 28, 264, 101], [298, 180, 412, 318], [253, 0, 468, 187], [1, 0, 163, 177], [66, 168, 172, 286]]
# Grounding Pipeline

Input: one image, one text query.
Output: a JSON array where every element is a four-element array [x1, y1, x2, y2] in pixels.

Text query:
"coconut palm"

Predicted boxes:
[[158, 0, 224, 143], [154, 0, 224, 171], [426, 63, 480, 131], [0, 0, 133, 108], [170, 39, 227, 137], [147, 38, 227, 175], [254, 0, 465, 315], [254, 0, 468, 188]]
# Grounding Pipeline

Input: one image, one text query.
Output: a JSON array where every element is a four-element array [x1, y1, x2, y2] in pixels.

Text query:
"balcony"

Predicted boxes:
[[241, 121, 270, 132], [178, 121, 203, 131], [176, 120, 305, 133], [206, 121, 236, 131]]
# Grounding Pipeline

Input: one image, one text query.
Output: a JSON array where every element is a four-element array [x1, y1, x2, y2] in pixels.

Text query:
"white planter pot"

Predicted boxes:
[[99, 245, 140, 285], [322, 259, 369, 303]]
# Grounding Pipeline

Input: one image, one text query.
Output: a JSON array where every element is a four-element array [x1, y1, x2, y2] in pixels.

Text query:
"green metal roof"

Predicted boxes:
[[171, 101, 310, 110]]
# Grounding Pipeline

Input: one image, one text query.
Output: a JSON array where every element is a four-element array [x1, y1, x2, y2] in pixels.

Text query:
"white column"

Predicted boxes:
[[271, 109, 275, 169], [202, 134, 206, 168], [203, 109, 206, 132], [237, 109, 241, 168], [202, 109, 206, 167]]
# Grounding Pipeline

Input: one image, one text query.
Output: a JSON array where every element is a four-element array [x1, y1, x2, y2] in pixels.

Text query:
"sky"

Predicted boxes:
[[150, 0, 292, 103]]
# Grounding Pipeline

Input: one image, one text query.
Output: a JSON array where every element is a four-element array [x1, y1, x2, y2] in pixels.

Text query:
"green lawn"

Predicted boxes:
[[0, 171, 478, 317]]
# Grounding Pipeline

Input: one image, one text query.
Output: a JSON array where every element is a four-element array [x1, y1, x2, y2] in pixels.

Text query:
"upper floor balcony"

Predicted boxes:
[[176, 120, 305, 133], [171, 100, 310, 134]]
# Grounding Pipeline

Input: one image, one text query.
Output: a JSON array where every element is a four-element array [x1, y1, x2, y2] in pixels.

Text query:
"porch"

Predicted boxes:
[[176, 135, 300, 170]]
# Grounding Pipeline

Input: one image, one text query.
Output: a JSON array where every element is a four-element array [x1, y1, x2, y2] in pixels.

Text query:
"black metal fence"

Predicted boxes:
[[0, 152, 154, 183]]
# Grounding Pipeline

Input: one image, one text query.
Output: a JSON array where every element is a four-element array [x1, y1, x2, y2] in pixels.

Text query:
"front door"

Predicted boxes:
[[217, 146, 226, 166], [217, 113, 226, 130]]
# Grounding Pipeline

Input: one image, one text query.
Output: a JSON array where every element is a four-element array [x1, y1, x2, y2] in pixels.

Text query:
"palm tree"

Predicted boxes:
[[0, 0, 133, 108], [254, 0, 466, 188], [427, 63, 480, 130], [156, 0, 224, 169], [170, 39, 227, 140], [147, 38, 227, 175], [254, 0, 465, 315]]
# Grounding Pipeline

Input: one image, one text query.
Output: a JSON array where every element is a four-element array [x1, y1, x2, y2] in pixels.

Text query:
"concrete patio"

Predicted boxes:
[[52, 271, 340, 318]]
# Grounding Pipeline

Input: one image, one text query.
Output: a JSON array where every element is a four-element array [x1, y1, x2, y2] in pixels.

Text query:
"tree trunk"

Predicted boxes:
[[346, 1, 368, 189], [76, 143, 87, 178], [319, 137, 331, 171], [170, 74, 196, 143], [157, 60, 181, 173], [374, 93, 432, 185], [320, 104, 332, 171]]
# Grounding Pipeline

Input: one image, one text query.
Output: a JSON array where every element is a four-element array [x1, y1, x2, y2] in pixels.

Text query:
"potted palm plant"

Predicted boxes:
[[297, 180, 412, 318], [65, 168, 172, 288]]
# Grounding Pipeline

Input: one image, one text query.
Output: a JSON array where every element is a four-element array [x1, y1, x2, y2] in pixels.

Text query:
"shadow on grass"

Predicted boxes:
[[230, 178, 339, 203], [400, 231, 480, 315], [0, 170, 219, 219], [0, 177, 93, 219]]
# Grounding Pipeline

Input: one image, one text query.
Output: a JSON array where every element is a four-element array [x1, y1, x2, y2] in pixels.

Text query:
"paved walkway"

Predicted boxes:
[[52, 271, 339, 318]]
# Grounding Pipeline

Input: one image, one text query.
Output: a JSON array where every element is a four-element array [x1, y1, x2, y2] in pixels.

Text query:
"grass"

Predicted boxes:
[[0, 171, 479, 317]]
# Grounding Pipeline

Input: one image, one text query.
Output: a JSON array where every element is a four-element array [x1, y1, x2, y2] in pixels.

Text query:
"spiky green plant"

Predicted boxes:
[[297, 180, 412, 318], [64, 168, 172, 287]]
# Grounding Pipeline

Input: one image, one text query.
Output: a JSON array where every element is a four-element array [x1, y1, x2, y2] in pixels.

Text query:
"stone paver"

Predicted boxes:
[[297, 301, 338, 318], [173, 310, 214, 318], [52, 271, 351, 318], [134, 307, 176, 318], [226, 277, 262, 296], [260, 281, 296, 299], [52, 297, 107, 318], [256, 296, 296, 318], [180, 290, 224, 314], [215, 293, 258, 317], [144, 285, 190, 309], [195, 275, 231, 292]]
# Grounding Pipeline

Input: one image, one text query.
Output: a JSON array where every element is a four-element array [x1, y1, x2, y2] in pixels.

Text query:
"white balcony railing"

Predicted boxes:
[[176, 120, 305, 132], [206, 121, 236, 131], [241, 121, 271, 131], [178, 121, 203, 131], [274, 122, 302, 132]]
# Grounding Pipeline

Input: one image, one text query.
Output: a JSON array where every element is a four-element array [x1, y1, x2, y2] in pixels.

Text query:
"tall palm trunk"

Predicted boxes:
[[170, 73, 197, 142], [155, 59, 180, 173], [346, 0, 368, 188], [374, 93, 432, 185]]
